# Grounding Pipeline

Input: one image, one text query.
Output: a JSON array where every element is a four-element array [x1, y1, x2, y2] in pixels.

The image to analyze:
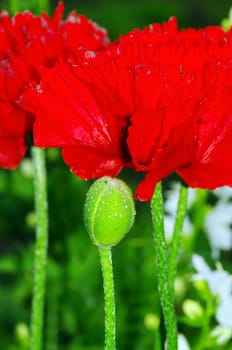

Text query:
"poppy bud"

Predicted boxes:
[[84, 177, 136, 246]]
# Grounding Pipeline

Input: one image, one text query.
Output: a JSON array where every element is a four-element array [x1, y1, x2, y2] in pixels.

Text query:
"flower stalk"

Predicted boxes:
[[185, 189, 208, 260], [99, 246, 116, 350], [84, 177, 136, 350], [151, 182, 177, 350], [30, 147, 49, 350], [169, 184, 188, 289]]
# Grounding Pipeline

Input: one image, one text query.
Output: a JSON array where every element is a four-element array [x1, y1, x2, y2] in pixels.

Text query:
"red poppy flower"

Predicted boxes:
[[0, 2, 108, 169], [33, 19, 232, 201]]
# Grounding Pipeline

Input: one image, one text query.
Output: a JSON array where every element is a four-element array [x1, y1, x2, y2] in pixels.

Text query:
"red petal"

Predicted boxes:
[[127, 110, 164, 171], [135, 172, 162, 201], [0, 137, 26, 169], [179, 113, 232, 189], [33, 64, 120, 149], [62, 146, 123, 180]]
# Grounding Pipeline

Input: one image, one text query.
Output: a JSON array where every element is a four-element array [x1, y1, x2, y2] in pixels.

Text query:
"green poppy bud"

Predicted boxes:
[[84, 177, 136, 246]]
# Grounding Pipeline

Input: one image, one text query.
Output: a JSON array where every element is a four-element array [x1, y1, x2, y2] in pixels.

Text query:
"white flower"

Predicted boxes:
[[205, 186, 232, 258], [216, 297, 232, 327], [165, 183, 195, 216], [210, 325, 232, 345], [192, 254, 211, 276], [165, 333, 190, 350], [213, 186, 232, 201], [178, 333, 191, 350], [192, 254, 232, 298], [205, 200, 232, 258], [192, 254, 232, 328]]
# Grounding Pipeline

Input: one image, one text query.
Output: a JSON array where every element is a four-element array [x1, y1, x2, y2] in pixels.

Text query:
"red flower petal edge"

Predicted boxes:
[[33, 18, 232, 201], [0, 2, 108, 169]]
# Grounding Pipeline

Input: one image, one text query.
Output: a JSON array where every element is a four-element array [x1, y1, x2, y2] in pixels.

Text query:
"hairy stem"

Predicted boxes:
[[151, 182, 177, 350], [30, 147, 49, 350], [169, 185, 188, 289], [98, 246, 116, 350]]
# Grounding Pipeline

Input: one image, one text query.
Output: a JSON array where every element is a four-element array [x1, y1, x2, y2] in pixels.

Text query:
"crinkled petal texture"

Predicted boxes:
[[0, 1, 108, 169], [178, 85, 232, 190], [128, 63, 232, 200], [0, 97, 28, 168], [0, 71, 33, 168], [33, 18, 232, 200], [125, 23, 232, 200], [34, 57, 134, 178]]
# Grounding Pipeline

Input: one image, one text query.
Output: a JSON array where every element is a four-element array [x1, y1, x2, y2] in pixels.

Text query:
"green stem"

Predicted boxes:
[[46, 260, 59, 350], [169, 185, 188, 289], [98, 246, 116, 350], [30, 147, 49, 350], [151, 182, 177, 350], [185, 189, 208, 261]]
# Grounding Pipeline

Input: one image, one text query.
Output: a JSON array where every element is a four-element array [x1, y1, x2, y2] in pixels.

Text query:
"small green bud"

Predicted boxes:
[[182, 299, 204, 321], [174, 277, 187, 300], [84, 177, 136, 246], [144, 313, 160, 331], [20, 159, 34, 178], [15, 323, 29, 344], [193, 278, 210, 299], [25, 211, 37, 228]]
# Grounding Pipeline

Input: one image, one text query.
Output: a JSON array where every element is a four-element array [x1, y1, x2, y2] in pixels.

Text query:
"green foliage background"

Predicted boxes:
[[0, 0, 232, 349]]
